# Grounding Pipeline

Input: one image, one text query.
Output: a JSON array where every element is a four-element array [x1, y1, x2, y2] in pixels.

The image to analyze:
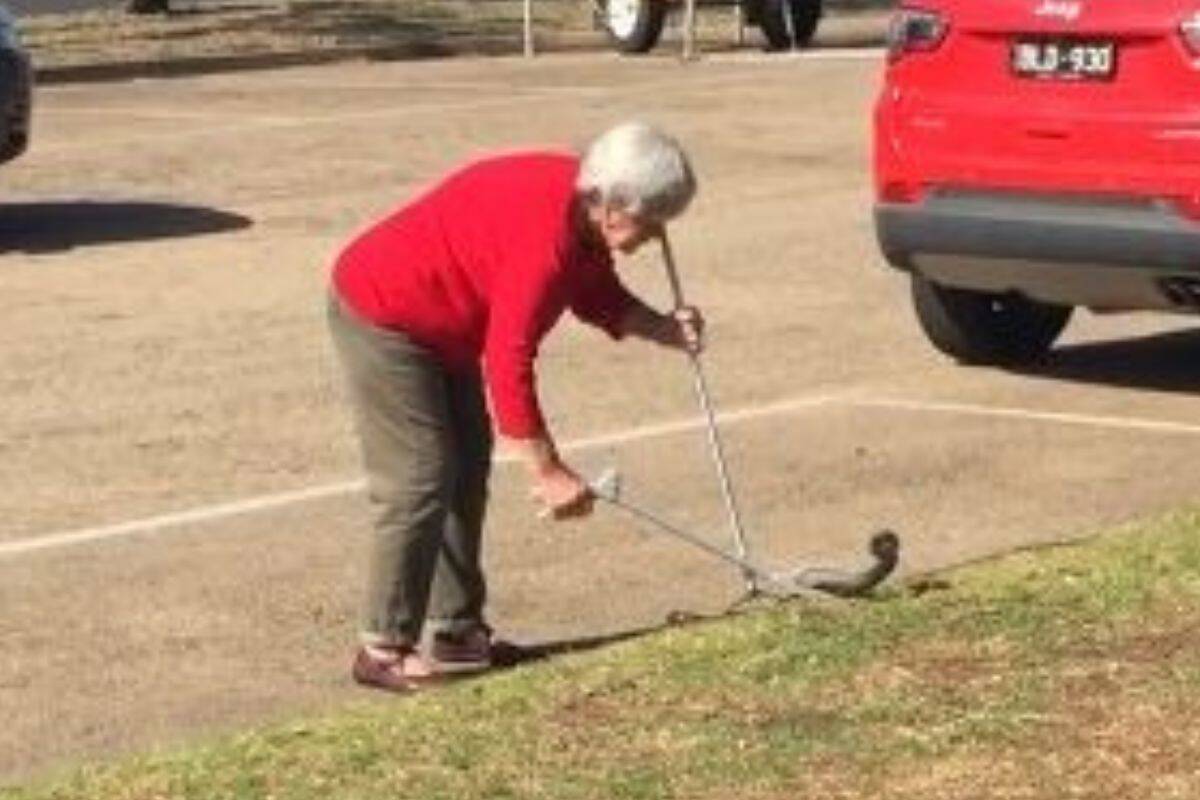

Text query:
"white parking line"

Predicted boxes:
[[40, 107, 298, 124], [849, 396, 1200, 437], [0, 392, 845, 559], [0, 480, 367, 560], [10, 391, 1190, 560], [32, 66, 863, 155]]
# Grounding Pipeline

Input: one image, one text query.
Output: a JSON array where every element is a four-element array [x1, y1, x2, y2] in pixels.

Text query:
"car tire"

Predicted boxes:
[[601, 0, 667, 54], [0, 131, 27, 164], [126, 0, 169, 12], [757, 0, 821, 51], [910, 276, 1073, 365]]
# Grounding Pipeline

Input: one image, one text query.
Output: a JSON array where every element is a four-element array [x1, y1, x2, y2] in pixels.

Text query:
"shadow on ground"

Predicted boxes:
[[0, 200, 252, 254], [492, 609, 731, 669], [1012, 327, 1200, 394], [490, 537, 901, 669], [491, 590, 887, 669]]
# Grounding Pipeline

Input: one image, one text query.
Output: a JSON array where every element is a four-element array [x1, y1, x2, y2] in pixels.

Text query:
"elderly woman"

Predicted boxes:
[[327, 121, 702, 692]]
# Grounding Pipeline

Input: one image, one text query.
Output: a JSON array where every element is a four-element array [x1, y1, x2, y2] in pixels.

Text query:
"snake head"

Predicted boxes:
[[868, 530, 901, 566]]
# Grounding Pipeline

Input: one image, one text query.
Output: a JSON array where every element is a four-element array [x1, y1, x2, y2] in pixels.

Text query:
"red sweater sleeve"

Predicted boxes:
[[569, 255, 638, 339], [483, 259, 567, 439]]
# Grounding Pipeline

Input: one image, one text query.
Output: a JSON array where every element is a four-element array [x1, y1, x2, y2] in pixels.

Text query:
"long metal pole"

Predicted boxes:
[[658, 233, 758, 594], [593, 489, 775, 585]]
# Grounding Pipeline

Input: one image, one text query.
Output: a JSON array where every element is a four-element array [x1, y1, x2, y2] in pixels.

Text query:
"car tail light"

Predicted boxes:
[[1181, 13, 1200, 56], [886, 8, 949, 62]]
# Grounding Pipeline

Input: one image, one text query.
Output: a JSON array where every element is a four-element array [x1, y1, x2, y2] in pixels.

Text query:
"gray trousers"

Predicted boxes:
[[327, 295, 493, 647]]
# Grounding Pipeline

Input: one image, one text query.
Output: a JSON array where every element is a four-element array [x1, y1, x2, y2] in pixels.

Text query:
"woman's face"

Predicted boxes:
[[593, 204, 663, 255]]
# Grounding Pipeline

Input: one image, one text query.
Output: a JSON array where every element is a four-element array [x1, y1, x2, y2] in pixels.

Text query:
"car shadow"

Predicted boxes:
[[1008, 327, 1200, 394], [0, 200, 252, 254]]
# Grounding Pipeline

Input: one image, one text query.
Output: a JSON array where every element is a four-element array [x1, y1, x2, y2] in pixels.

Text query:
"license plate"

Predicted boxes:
[[1011, 40, 1116, 80]]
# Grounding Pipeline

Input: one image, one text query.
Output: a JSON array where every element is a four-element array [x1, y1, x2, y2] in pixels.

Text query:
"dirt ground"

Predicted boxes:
[[21, 1, 891, 73], [4, 41, 1200, 785]]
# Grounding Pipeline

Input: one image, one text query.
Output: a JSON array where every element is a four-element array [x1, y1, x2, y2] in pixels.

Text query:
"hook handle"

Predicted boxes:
[[656, 232, 758, 594]]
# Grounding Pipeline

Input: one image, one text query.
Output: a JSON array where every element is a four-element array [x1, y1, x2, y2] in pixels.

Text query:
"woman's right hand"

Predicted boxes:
[[531, 462, 595, 520]]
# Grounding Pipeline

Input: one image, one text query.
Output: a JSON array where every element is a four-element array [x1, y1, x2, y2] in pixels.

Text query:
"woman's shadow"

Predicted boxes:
[[0, 199, 251, 254], [1011, 326, 1200, 394]]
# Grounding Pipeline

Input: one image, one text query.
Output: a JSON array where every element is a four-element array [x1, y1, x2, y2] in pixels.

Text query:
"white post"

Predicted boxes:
[[523, 0, 535, 57], [682, 0, 697, 60]]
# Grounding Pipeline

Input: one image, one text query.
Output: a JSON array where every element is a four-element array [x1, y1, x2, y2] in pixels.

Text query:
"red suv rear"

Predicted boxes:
[[874, 0, 1200, 363]]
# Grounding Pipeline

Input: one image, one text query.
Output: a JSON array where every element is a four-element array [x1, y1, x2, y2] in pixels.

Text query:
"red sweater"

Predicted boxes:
[[332, 152, 637, 438]]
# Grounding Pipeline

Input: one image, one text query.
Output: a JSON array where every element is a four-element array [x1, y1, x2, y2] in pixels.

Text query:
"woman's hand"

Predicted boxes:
[[667, 305, 705, 354], [532, 462, 595, 520], [505, 434, 595, 520], [619, 302, 705, 354]]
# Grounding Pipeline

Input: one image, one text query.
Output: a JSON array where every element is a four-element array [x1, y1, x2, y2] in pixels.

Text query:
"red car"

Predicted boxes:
[[874, 0, 1200, 363]]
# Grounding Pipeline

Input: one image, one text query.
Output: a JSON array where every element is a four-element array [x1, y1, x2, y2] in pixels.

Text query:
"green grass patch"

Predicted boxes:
[[9, 509, 1200, 799]]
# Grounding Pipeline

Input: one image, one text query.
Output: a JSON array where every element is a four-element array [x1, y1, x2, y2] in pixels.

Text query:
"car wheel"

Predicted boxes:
[[910, 276, 1073, 365], [126, 0, 169, 12], [757, 0, 821, 50], [601, 0, 667, 53], [0, 131, 27, 164]]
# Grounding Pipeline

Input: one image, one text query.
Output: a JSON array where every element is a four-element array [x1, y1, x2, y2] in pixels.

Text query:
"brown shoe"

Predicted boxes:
[[351, 646, 441, 693], [430, 624, 525, 672], [429, 625, 492, 673]]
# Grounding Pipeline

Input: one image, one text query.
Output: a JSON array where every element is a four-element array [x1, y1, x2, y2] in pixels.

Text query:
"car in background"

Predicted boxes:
[[0, 2, 30, 165], [874, 0, 1200, 364], [600, 0, 822, 53]]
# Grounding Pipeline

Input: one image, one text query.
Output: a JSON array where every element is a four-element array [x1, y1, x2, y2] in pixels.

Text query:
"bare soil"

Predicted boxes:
[[20, 0, 890, 73]]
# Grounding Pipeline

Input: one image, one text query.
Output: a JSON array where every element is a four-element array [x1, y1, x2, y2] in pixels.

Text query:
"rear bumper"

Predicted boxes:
[[875, 191, 1200, 310]]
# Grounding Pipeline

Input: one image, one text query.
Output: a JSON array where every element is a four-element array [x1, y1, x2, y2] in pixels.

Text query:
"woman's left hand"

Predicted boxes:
[[668, 306, 705, 354]]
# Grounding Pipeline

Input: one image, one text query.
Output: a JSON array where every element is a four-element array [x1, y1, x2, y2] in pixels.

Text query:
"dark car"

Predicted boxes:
[[874, 0, 1200, 365], [0, 3, 30, 165], [600, 0, 822, 53]]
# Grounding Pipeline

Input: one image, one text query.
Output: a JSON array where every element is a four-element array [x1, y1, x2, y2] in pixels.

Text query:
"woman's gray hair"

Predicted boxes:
[[576, 122, 697, 222]]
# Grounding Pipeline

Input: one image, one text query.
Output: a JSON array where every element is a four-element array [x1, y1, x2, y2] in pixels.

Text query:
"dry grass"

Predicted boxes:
[[17, 0, 891, 71], [20, 0, 601, 68]]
